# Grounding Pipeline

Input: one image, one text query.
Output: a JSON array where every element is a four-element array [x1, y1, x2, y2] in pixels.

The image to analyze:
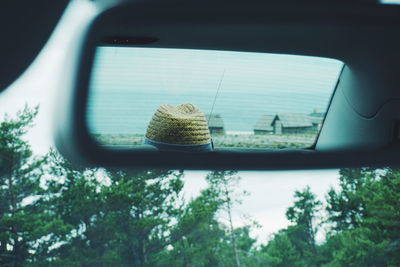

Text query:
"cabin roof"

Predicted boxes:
[[206, 114, 224, 128], [254, 114, 274, 131], [272, 113, 313, 128]]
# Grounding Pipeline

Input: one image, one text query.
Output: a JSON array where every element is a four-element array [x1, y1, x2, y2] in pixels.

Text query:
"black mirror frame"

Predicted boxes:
[[55, 0, 400, 170]]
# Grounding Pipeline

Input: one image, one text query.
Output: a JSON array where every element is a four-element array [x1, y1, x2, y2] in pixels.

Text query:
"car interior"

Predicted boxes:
[[1, 0, 400, 266], [51, 0, 400, 169]]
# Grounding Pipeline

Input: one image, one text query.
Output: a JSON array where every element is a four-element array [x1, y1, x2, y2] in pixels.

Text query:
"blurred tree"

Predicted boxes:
[[161, 171, 259, 267], [160, 187, 226, 266], [362, 168, 400, 265], [326, 168, 377, 231], [0, 106, 52, 266], [259, 228, 304, 267], [205, 171, 246, 267], [231, 226, 259, 267], [99, 169, 184, 266], [36, 151, 185, 267], [324, 228, 388, 267], [321, 168, 400, 266], [31, 150, 107, 266], [5, 107, 400, 266], [259, 186, 321, 266], [285, 186, 321, 257]]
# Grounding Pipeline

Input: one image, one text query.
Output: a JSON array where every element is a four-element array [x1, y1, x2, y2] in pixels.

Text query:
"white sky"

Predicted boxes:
[[88, 47, 342, 134], [183, 170, 339, 244], [0, 0, 343, 244]]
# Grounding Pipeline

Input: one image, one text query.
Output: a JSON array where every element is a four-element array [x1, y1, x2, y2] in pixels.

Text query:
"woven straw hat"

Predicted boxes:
[[144, 104, 212, 151]]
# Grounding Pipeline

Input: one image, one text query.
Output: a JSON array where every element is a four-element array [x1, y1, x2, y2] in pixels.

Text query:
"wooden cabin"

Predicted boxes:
[[206, 114, 225, 135], [271, 113, 315, 135], [253, 114, 274, 135]]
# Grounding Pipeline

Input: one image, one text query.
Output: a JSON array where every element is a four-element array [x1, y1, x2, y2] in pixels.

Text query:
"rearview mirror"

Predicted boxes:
[[55, 0, 400, 169]]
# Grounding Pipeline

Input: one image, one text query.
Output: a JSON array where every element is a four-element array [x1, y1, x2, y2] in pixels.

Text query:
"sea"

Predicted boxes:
[[87, 89, 331, 135], [87, 47, 342, 135]]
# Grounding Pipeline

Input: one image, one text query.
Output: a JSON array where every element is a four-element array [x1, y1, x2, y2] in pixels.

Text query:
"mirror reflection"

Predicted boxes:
[[87, 47, 343, 150]]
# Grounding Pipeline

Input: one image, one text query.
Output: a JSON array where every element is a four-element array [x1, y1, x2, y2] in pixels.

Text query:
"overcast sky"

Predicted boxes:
[[88, 46, 342, 135], [92, 46, 342, 95], [0, 0, 368, 244]]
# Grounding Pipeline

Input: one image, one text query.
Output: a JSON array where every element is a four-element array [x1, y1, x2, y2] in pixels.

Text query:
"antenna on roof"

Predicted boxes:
[[208, 69, 226, 122]]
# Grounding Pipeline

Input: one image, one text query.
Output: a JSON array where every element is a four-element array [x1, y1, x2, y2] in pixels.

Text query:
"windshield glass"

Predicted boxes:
[[0, 0, 398, 266], [87, 47, 343, 149], [1, 103, 398, 266]]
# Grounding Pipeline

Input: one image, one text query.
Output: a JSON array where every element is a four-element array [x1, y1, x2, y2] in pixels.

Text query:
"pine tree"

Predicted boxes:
[[205, 171, 246, 267], [321, 168, 400, 266], [260, 186, 321, 266], [39, 152, 185, 267], [326, 168, 377, 231], [0, 106, 51, 266], [285, 186, 321, 252], [163, 187, 225, 266]]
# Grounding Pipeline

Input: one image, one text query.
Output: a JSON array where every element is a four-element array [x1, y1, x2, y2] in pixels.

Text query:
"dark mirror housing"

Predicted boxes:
[[55, 0, 400, 170], [0, 0, 69, 91]]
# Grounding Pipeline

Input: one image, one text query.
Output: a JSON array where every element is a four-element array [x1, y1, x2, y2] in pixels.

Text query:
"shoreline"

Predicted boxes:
[[93, 133, 316, 149]]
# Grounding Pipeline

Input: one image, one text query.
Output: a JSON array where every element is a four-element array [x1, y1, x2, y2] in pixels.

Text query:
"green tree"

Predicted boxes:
[[234, 226, 257, 258], [31, 150, 106, 266], [230, 226, 259, 267], [0, 106, 53, 266], [164, 171, 259, 267], [322, 228, 388, 267], [321, 168, 400, 266], [285, 186, 321, 256], [99, 169, 184, 267], [259, 228, 304, 267], [259, 186, 321, 267], [162, 187, 226, 266], [362, 168, 400, 265], [325, 168, 377, 231], [36, 151, 185, 267], [205, 171, 246, 267]]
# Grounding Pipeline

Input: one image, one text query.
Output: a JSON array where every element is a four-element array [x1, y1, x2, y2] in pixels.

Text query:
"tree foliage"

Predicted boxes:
[[320, 168, 400, 266], [0, 105, 50, 266], [1, 107, 400, 266]]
